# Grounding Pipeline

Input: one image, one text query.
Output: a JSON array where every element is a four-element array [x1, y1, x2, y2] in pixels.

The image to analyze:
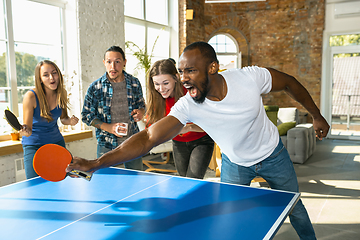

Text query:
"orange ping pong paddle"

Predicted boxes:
[[33, 144, 92, 182], [4, 109, 22, 131]]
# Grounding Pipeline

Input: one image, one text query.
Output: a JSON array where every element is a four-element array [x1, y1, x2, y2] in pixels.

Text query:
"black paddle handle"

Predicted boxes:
[[68, 169, 93, 181]]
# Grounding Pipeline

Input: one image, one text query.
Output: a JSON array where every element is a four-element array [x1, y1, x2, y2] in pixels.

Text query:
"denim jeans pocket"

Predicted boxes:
[[268, 139, 285, 159]]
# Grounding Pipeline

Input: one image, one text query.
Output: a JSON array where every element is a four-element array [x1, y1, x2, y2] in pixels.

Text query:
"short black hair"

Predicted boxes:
[[168, 58, 176, 65], [183, 41, 219, 65], [104, 46, 126, 60]]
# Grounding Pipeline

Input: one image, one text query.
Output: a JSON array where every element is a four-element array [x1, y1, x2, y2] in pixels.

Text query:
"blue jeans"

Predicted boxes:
[[97, 145, 143, 171], [23, 139, 66, 179], [221, 139, 316, 240], [172, 134, 214, 179]]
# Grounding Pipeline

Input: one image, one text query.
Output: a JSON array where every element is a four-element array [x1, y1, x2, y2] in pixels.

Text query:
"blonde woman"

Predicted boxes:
[[146, 59, 214, 179], [20, 60, 79, 179]]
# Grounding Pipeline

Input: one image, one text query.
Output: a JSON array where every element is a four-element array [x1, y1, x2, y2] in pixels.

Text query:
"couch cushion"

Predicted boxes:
[[277, 121, 296, 136], [277, 107, 299, 125], [264, 105, 279, 126]]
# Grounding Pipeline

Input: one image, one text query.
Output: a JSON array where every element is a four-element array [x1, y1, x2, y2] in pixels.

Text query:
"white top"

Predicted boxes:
[[169, 66, 279, 167]]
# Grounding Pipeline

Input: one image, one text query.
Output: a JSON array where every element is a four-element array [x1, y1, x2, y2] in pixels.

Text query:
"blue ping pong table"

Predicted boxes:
[[0, 167, 299, 240]]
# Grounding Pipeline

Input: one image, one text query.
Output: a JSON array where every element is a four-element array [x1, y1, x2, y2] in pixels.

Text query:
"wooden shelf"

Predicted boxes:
[[0, 130, 93, 156]]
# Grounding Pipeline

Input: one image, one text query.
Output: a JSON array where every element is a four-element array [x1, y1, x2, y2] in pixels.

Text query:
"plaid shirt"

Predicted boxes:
[[82, 71, 145, 149]]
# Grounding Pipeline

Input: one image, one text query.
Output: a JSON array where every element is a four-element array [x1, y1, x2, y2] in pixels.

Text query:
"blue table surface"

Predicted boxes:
[[0, 168, 299, 240]]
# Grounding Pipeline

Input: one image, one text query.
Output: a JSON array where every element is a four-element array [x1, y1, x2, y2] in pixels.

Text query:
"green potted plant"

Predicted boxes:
[[125, 29, 162, 86]]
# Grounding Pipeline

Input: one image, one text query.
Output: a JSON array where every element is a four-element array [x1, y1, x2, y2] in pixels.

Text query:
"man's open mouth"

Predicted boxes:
[[184, 84, 197, 98]]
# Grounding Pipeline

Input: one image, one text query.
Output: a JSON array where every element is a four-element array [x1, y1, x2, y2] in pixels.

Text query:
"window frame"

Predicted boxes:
[[124, 0, 178, 96], [0, 0, 67, 135], [208, 33, 241, 69]]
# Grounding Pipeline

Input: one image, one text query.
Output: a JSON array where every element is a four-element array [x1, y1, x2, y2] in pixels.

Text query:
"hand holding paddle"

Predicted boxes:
[[33, 144, 92, 182], [66, 156, 100, 174], [4, 109, 32, 136]]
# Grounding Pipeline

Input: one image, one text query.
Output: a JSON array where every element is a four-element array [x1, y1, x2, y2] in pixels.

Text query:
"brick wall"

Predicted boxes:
[[77, 0, 125, 98], [179, 0, 207, 53], [180, 0, 325, 119]]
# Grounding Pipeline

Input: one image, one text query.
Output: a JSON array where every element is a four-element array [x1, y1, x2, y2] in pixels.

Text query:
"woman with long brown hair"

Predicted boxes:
[[20, 60, 79, 179], [146, 59, 214, 179]]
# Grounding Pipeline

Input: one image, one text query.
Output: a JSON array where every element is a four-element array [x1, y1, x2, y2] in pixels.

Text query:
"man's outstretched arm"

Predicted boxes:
[[267, 67, 330, 140], [66, 116, 184, 173]]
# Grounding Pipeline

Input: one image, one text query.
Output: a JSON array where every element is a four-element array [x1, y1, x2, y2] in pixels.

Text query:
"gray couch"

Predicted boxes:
[[277, 108, 316, 164]]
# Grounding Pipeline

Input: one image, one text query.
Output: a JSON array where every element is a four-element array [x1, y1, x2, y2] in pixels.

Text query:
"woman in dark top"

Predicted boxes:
[[20, 60, 79, 179]]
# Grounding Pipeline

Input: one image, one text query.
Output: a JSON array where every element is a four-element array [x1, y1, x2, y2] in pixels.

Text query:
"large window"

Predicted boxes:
[[208, 34, 240, 70], [0, 0, 65, 134], [328, 34, 360, 139], [124, 0, 177, 96]]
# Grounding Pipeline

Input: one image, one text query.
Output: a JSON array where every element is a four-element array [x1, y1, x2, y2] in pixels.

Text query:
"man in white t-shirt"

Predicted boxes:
[[68, 42, 329, 240]]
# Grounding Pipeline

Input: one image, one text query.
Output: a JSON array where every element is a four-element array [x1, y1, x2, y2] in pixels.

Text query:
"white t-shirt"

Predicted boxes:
[[169, 66, 279, 167]]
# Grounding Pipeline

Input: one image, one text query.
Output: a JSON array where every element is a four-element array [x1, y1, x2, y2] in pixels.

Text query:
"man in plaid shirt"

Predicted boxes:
[[81, 46, 145, 170]]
